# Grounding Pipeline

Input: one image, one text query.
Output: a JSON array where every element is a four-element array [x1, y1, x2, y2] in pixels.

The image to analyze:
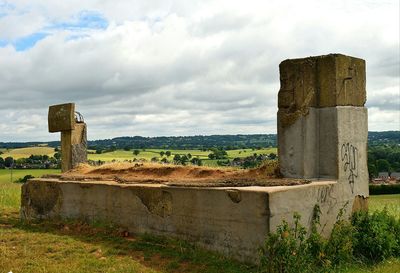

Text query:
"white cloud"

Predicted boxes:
[[0, 0, 398, 141]]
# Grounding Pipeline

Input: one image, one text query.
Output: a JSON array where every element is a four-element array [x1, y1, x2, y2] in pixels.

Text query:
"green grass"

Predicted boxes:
[[88, 148, 278, 167], [0, 170, 398, 272], [369, 194, 400, 219], [2, 147, 278, 169], [0, 169, 60, 209]]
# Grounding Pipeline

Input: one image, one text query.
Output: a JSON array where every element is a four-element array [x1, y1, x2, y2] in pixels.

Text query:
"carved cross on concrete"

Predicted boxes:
[[48, 103, 87, 172]]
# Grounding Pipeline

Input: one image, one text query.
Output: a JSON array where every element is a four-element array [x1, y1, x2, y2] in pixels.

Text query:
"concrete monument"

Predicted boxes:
[[48, 103, 87, 172], [21, 54, 368, 262]]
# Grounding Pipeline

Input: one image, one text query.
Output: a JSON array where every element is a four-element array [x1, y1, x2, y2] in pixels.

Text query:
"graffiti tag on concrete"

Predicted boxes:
[[341, 143, 358, 194]]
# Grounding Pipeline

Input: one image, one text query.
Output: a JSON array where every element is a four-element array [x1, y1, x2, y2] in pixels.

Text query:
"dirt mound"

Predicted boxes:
[[59, 162, 310, 187]]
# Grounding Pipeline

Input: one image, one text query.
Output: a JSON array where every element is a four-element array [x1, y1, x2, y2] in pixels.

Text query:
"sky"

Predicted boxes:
[[0, 0, 399, 142]]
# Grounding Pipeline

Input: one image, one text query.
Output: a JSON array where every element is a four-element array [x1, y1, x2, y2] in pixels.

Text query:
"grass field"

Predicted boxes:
[[0, 169, 399, 272], [369, 194, 400, 219], [1, 147, 56, 159], [88, 148, 277, 167], [0, 147, 276, 173], [0, 169, 60, 209]]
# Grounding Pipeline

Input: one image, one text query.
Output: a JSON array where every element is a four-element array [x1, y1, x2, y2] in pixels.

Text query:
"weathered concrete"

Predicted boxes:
[[278, 106, 368, 181], [278, 54, 368, 181], [48, 103, 76, 133], [61, 123, 87, 172], [22, 178, 356, 262], [278, 54, 366, 111], [48, 103, 87, 172]]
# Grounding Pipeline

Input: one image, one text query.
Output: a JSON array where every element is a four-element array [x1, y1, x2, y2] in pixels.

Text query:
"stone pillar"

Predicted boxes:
[[277, 54, 368, 194], [48, 103, 87, 172]]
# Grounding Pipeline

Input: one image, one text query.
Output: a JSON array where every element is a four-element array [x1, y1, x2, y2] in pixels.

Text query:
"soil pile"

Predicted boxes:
[[55, 162, 310, 187]]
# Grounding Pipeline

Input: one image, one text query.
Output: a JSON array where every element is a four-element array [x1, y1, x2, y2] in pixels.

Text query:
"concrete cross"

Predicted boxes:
[[48, 103, 87, 172]]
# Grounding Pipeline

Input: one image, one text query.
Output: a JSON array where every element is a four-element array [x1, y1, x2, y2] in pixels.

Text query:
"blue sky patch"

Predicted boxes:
[[0, 39, 8, 47], [51, 10, 108, 31], [13, 32, 49, 51]]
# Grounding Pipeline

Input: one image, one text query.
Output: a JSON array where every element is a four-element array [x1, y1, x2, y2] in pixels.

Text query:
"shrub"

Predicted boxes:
[[352, 209, 400, 261], [260, 204, 400, 272], [259, 212, 313, 273], [15, 174, 35, 183], [369, 184, 400, 195]]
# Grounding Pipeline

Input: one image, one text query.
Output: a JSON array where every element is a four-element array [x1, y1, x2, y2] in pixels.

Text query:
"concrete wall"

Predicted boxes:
[[21, 177, 367, 262], [21, 179, 270, 262], [278, 106, 368, 183]]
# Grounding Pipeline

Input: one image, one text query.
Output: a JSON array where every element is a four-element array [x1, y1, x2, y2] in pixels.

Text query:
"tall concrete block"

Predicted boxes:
[[48, 103, 87, 172], [278, 54, 368, 183]]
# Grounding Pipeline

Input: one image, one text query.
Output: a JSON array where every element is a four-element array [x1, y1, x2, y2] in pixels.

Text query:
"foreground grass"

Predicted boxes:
[[0, 170, 399, 272], [0, 210, 255, 273]]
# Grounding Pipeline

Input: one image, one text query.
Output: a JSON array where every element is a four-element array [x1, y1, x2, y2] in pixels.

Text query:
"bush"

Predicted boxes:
[[369, 184, 400, 195], [260, 213, 314, 273], [15, 174, 34, 183], [352, 209, 400, 261], [260, 205, 400, 273]]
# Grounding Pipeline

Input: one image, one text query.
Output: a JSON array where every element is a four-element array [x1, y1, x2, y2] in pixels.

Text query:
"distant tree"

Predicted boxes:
[[165, 151, 171, 157], [391, 162, 400, 172], [54, 147, 60, 152], [187, 153, 192, 159], [54, 152, 61, 160], [4, 157, 14, 168], [368, 163, 377, 179], [269, 153, 277, 160], [190, 157, 202, 166], [0, 157, 4, 168], [96, 149, 102, 154], [388, 152, 400, 164], [160, 158, 168, 164], [151, 157, 158, 162], [160, 151, 165, 157], [180, 155, 189, 165], [123, 146, 131, 151], [208, 148, 227, 160], [133, 150, 140, 156], [376, 159, 390, 172], [173, 154, 181, 162]]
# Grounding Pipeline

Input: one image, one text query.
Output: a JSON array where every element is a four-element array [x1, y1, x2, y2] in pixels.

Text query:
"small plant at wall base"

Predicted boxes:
[[259, 205, 400, 273], [15, 174, 34, 183]]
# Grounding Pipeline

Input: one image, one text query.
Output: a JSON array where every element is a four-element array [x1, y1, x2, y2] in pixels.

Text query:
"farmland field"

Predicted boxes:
[[0, 169, 60, 209], [0, 170, 399, 272], [2, 147, 277, 164], [1, 147, 56, 159], [88, 148, 277, 166], [369, 194, 400, 219]]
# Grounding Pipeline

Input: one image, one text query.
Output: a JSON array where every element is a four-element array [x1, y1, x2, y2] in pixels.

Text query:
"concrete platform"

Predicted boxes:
[[21, 177, 362, 262]]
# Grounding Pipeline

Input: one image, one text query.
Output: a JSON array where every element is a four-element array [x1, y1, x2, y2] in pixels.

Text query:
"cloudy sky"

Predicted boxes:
[[0, 0, 399, 142]]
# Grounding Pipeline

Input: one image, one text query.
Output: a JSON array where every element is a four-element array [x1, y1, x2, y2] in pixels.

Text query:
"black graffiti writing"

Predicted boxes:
[[341, 143, 358, 194]]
